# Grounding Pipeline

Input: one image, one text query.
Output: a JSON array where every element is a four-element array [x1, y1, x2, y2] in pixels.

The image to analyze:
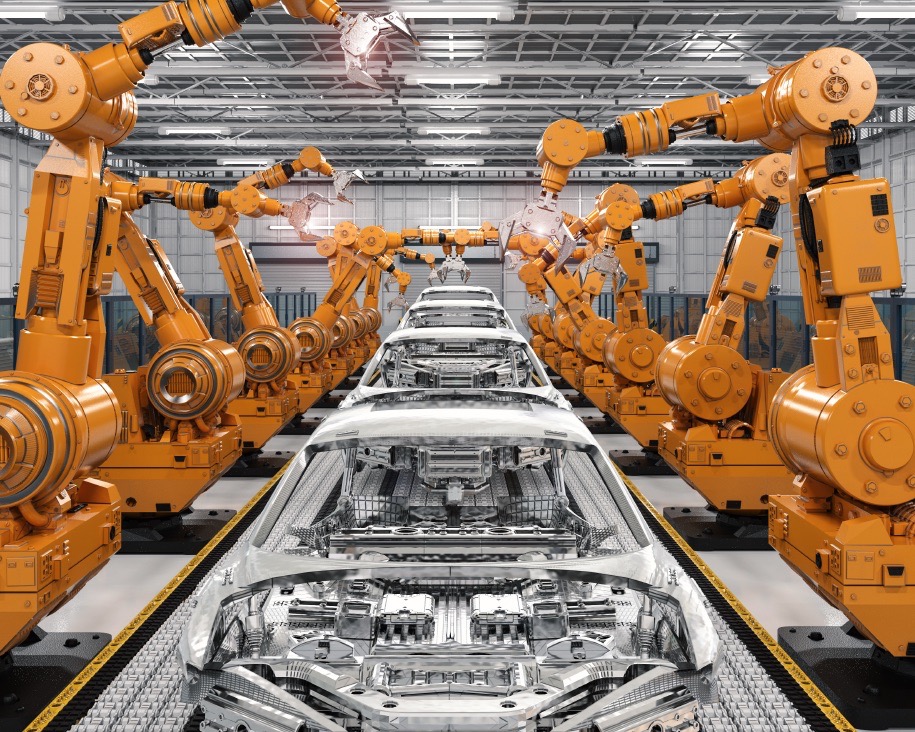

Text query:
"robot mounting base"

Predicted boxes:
[[662, 505, 772, 551], [779, 622, 915, 730], [119, 508, 237, 555]]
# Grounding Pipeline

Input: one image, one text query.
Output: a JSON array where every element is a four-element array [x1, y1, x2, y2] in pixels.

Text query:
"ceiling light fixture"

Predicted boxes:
[[158, 126, 232, 135], [404, 73, 501, 86], [633, 156, 693, 166], [270, 224, 334, 231], [744, 74, 771, 86], [0, 5, 65, 20], [397, 4, 515, 21], [218, 157, 275, 166], [417, 125, 491, 135], [425, 157, 484, 166], [837, 4, 915, 20]]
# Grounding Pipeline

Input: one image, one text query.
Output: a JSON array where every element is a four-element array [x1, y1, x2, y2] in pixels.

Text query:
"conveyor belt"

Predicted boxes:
[[23, 450, 855, 732]]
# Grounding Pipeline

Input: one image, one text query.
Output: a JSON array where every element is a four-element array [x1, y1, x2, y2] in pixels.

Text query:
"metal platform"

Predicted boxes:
[[21, 459, 855, 732], [779, 623, 915, 730], [662, 505, 772, 551], [120, 508, 237, 555]]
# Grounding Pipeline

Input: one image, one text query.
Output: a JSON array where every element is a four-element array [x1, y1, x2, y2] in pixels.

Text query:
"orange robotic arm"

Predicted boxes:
[[190, 205, 301, 391], [631, 154, 791, 424], [519, 241, 617, 367], [289, 224, 395, 363], [373, 248, 415, 312], [110, 209, 245, 431], [534, 50, 871, 195]]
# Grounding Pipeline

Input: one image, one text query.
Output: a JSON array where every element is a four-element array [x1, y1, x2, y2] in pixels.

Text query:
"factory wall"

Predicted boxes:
[[861, 127, 915, 291]]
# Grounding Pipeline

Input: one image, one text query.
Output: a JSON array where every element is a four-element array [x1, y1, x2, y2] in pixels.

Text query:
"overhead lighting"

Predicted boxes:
[[425, 157, 484, 166], [218, 157, 274, 166], [412, 138, 497, 147], [837, 4, 915, 20], [158, 126, 232, 135], [417, 125, 491, 135], [398, 4, 515, 21], [404, 73, 501, 86], [0, 5, 65, 20], [421, 41, 486, 50], [138, 74, 158, 86], [633, 156, 693, 166], [270, 224, 334, 231], [744, 74, 771, 86]]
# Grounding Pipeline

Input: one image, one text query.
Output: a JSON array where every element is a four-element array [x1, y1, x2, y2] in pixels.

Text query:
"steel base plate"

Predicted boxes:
[[226, 450, 296, 478], [120, 508, 237, 555], [314, 392, 346, 408], [0, 628, 110, 731], [662, 505, 771, 551], [280, 415, 323, 435], [580, 415, 626, 434], [609, 448, 675, 476], [779, 623, 915, 730]]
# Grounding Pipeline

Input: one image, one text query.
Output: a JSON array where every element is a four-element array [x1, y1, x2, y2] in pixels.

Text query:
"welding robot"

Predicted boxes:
[[523, 48, 915, 675]]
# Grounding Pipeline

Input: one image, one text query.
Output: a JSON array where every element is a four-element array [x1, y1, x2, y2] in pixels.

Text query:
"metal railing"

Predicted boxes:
[[0, 292, 317, 373], [596, 292, 915, 384]]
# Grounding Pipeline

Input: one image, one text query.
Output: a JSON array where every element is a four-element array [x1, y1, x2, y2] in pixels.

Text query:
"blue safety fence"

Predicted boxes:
[[0, 292, 316, 374], [595, 292, 915, 384]]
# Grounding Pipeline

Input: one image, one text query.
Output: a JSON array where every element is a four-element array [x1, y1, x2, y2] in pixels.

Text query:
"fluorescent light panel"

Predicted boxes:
[[417, 125, 491, 135], [159, 126, 232, 135], [270, 224, 334, 231], [837, 4, 915, 19], [218, 157, 274, 166], [425, 157, 484, 165], [398, 4, 514, 21], [404, 73, 501, 86], [634, 156, 693, 166], [0, 5, 65, 20]]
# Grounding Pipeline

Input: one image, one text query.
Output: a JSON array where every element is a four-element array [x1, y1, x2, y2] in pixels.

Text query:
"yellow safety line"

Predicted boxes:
[[26, 458, 293, 732], [619, 473, 857, 732]]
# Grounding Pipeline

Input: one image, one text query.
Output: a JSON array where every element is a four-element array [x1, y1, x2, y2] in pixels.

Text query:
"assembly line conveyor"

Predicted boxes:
[[19, 451, 854, 732]]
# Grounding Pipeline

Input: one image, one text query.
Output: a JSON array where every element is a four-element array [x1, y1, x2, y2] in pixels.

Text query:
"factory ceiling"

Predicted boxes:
[[0, 0, 913, 182]]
